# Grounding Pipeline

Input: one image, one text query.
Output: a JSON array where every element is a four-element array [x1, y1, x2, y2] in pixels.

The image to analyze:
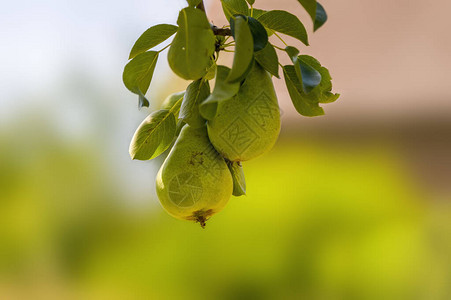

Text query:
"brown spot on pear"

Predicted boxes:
[[156, 125, 233, 227], [207, 62, 280, 162]]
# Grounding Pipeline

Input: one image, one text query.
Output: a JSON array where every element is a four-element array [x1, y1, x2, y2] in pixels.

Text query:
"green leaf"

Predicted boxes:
[[285, 46, 300, 61], [180, 79, 210, 128], [298, 55, 340, 104], [129, 24, 177, 59], [284, 47, 321, 94], [129, 109, 176, 160], [245, 0, 255, 5], [251, 8, 266, 19], [205, 60, 217, 80], [283, 65, 324, 117], [137, 92, 150, 109], [257, 10, 309, 46], [296, 0, 317, 22], [251, 9, 274, 37], [298, 57, 322, 93], [200, 65, 240, 120], [186, 0, 202, 6], [161, 91, 185, 119], [314, 2, 328, 31], [247, 17, 268, 52], [168, 7, 215, 80], [221, 0, 249, 20], [255, 43, 279, 78], [227, 161, 246, 196], [227, 16, 254, 82], [123, 51, 159, 108]]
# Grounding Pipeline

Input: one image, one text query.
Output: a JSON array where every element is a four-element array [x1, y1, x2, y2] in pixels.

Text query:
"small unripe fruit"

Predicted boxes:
[[207, 63, 280, 162], [156, 125, 233, 227]]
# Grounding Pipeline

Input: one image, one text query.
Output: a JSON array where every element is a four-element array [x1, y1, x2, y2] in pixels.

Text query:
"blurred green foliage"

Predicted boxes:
[[0, 117, 450, 299]]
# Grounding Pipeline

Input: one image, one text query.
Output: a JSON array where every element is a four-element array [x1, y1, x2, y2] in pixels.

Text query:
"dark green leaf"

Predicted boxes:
[[245, 0, 255, 5], [138, 92, 150, 109], [221, 0, 249, 20], [227, 161, 246, 196], [298, 57, 322, 93], [257, 10, 309, 46], [129, 109, 176, 160], [123, 51, 159, 108], [284, 47, 321, 93], [285, 46, 300, 61], [296, 0, 317, 22], [298, 55, 340, 103], [283, 65, 324, 117], [161, 91, 185, 119], [227, 16, 254, 82], [200, 66, 240, 120], [180, 79, 210, 128], [247, 17, 268, 52], [251, 9, 274, 37], [186, 0, 202, 6], [314, 2, 328, 31], [168, 7, 215, 80], [255, 43, 279, 78], [129, 24, 177, 59]]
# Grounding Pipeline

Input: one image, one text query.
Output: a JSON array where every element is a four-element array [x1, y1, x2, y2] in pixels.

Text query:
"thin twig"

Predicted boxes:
[[211, 25, 233, 36]]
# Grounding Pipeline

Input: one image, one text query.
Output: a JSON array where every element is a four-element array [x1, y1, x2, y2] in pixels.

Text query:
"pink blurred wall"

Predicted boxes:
[[204, 0, 451, 123]]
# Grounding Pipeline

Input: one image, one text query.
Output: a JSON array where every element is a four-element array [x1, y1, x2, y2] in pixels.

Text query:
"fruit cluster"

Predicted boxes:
[[123, 0, 339, 227]]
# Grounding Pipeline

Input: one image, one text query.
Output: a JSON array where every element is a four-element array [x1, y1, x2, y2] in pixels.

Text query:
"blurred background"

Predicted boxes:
[[1, 0, 450, 299]]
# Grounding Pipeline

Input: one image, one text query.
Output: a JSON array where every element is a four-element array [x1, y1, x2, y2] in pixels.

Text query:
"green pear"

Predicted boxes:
[[156, 125, 233, 227], [207, 63, 281, 162]]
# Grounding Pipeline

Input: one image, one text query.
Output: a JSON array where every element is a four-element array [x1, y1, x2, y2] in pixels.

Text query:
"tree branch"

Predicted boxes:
[[197, 1, 232, 36], [211, 25, 233, 36]]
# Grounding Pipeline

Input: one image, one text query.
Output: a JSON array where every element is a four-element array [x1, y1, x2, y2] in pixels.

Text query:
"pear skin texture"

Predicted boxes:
[[156, 125, 233, 226], [207, 63, 281, 162]]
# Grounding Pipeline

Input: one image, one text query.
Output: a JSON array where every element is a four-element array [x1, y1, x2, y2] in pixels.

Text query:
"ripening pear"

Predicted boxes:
[[156, 124, 233, 227], [207, 63, 280, 162]]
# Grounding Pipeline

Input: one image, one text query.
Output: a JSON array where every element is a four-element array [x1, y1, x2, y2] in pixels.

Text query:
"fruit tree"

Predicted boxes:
[[123, 0, 339, 227]]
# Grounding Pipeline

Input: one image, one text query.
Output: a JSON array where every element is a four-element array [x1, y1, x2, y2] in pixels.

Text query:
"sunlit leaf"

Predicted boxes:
[[123, 51, 159, 108], [221, 0, 249, 20], [186, 0, 202, 6], [180, 79, 210, 128], [161, 91, 185, 119], [227, 161, 246, 196], [227, 16, 254, 82], [129, 24, 177, 59], [255, 43, 279, 78], [200, 66, 240, 120], [251, 8, 267, 19], [129, 109, 176, 160], [257, 10, 309, 46], [168, 7, 215, 80]]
